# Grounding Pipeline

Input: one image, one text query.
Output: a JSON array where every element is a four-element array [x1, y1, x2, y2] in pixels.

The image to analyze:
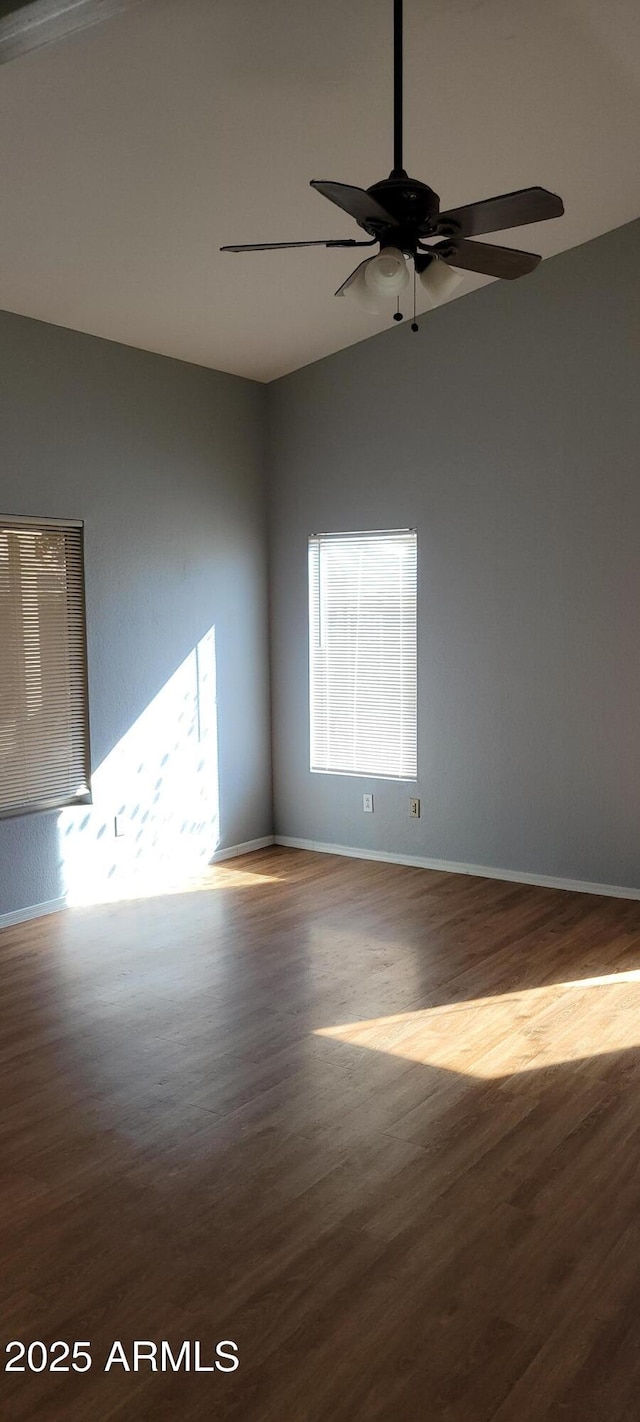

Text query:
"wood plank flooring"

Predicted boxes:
[[2, 846, 640, 1420]]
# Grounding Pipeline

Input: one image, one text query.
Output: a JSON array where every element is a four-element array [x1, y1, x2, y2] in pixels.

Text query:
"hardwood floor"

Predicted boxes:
[[2, 846, 640, 1420]]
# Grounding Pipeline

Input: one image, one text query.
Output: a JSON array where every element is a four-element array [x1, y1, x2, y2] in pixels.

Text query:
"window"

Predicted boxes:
[[0, 516, 91, 817], [309, 529, 417, 779]]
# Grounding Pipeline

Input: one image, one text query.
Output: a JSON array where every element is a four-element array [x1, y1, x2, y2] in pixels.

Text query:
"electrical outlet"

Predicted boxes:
[[362, 793, 374, 813], [410, 798, 420, 818]]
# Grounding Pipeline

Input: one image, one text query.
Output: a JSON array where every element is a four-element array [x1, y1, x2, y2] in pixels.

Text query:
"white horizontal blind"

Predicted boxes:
[[0, 518, 91, 817], [309, 529, 417, 779]]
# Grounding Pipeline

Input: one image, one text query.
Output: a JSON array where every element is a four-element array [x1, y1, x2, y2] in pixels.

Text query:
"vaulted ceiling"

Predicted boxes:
[[1, 0, 639, 381]]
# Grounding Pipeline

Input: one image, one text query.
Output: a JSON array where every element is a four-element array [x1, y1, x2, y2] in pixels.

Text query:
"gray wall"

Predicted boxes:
[[4, 218, 640, 912], [0, 310, 271, 916], [268, 218, 640, 889]]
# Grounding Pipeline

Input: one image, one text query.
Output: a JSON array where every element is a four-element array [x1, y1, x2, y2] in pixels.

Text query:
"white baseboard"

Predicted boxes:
[[274, 835, 640, 902], [5, 835, 636, 930], [0, 896, 67, 932], [210, 835, 275, 864]]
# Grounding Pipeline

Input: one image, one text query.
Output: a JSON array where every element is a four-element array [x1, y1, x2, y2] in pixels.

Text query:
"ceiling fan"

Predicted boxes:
[[222, 0, 564, 328]]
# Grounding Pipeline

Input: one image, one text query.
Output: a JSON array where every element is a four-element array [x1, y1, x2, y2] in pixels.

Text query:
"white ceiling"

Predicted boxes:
[[1, 0, 639, 382]]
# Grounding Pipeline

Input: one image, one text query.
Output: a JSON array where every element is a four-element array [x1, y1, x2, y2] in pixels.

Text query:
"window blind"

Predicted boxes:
[[309, 529, 417, 779], [0, 517, 91, 817]]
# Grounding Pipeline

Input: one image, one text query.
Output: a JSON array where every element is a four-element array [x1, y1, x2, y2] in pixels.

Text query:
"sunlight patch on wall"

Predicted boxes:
[[58, 629, 220, 906], [314, 971, 640, 1076]]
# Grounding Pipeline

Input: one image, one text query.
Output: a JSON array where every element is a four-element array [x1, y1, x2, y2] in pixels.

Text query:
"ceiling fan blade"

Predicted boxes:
[[435, 238, 541, 279], [335, 258, 373, 297], [221, 238, 373, 252], [310, 181, 397, 230], [434, 187, 564, 239]]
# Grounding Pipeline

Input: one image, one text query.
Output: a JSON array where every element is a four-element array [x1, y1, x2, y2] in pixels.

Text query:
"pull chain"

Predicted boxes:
[[411, 263, 418, 331]]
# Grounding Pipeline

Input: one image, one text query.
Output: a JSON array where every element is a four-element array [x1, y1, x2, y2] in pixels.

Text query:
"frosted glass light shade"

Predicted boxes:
[[344, 249, 409, 314], [343, 261, 384, 313], [419, 258, 464, 307], [364, 246, 409, 299]]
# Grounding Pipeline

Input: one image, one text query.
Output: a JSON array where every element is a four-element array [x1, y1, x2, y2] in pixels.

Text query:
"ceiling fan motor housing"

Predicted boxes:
[[365, 175, 440, 252]]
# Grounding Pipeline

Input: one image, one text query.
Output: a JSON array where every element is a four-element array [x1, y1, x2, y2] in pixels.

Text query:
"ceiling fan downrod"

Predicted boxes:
[[393, 0, 404, 177]]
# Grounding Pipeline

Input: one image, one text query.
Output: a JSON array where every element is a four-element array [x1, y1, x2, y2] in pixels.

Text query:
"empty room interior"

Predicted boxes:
[[2, 0, 640, 1417]]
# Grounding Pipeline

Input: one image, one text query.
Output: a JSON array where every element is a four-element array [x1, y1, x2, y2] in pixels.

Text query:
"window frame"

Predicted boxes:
[[0, 512, 92, 820], [308, 527, 418, 783]]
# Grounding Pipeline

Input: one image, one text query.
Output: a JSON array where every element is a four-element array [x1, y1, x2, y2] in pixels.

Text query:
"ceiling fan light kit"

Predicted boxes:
[[222, 0, 564, 331]]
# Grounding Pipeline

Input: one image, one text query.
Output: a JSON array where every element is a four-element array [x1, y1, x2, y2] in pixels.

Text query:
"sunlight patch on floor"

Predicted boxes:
[[67, 861, 284, 906], [314, 971, 640, 1075]]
